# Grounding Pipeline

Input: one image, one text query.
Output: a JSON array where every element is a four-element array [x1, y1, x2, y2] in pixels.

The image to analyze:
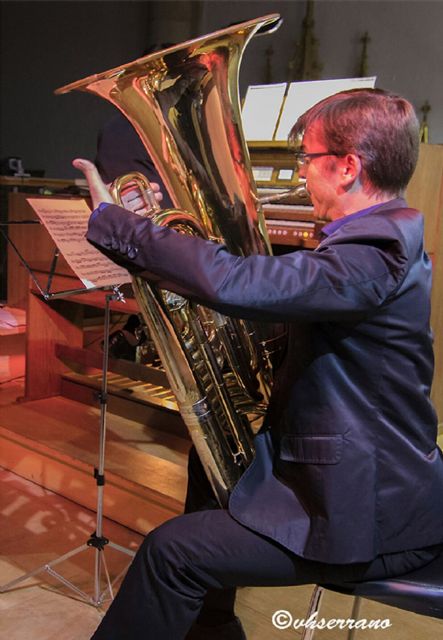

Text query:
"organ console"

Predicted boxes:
[[249, 141, 322, 252]]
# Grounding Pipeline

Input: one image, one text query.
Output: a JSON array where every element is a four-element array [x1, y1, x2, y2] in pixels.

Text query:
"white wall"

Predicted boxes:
[[1, 0, 442, 179], [200, 0, 443, 143], [314, 0, 442, 142]]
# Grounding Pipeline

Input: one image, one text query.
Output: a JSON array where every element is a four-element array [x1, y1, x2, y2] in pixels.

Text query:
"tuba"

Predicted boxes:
[[56, 14, 283, 506]]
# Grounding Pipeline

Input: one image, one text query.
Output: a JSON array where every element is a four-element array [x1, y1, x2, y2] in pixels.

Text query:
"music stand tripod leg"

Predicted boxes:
[[0, 288, 135, 606]]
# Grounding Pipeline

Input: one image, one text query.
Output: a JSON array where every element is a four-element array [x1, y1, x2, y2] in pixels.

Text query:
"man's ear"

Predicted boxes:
[[341, 153, 362, 187]]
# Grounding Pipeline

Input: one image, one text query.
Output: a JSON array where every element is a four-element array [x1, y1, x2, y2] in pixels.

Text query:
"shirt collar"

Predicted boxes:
[[321, 198, 403, 237]]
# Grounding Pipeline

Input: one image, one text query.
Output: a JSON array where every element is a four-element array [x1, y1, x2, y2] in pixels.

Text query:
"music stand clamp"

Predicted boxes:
[[0, 225, 136, 606]]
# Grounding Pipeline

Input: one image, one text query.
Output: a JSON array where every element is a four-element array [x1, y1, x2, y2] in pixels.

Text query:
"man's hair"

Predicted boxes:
[[289, 88, 420, 195]]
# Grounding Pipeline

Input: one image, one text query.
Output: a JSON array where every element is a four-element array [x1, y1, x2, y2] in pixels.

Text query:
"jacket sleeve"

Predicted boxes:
[[86, 204, 409, 323]]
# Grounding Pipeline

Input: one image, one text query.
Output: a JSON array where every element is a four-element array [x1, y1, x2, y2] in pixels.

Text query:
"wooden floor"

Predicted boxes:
[[0, 379, 191, 534], [1, 468, 443, 640], [0, 379, 442, 639]]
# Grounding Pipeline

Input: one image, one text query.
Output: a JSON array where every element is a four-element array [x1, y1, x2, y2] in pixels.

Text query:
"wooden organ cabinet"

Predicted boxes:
[[4, 144, 443, 428], [406, 144, 443, 427]]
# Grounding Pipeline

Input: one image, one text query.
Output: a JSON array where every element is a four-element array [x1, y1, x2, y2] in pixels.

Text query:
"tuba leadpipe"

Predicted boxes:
[[57, 14, 283, 506]]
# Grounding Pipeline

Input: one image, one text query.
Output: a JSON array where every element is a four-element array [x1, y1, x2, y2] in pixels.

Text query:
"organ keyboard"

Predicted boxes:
[[262, 202, 321, 250]]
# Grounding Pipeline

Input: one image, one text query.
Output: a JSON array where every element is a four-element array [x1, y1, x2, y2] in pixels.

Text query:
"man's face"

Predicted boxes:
[[298, 122, 344, 221]]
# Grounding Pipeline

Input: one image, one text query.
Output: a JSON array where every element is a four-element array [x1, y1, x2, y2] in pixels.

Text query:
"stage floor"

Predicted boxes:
[[1, 468, 443, 639], [1, 377, 442, 639]]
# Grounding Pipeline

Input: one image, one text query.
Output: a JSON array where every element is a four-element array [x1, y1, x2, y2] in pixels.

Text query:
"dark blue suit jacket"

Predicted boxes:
[[87, 198, 443, 564]]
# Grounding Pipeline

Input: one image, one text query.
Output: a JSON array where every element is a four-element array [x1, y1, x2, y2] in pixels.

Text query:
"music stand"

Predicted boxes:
[[0, 222, 136, 606]]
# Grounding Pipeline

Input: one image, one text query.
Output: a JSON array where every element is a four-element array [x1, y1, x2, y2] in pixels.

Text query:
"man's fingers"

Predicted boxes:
[[72, 157, 96, 172], [148, 182, 164, 202], [72, 158, 102, 183]]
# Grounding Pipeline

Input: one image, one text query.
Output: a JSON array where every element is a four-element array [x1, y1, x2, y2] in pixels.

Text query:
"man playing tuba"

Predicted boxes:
[[75, 88, 443, 640]]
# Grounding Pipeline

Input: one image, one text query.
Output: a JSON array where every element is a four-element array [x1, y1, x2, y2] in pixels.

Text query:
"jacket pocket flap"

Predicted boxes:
[[280, 434, 343, 464]]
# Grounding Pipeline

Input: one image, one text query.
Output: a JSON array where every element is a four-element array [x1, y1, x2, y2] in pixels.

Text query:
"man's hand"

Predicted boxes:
[[73, 158, 164, 214], [120, 180, 163, 216]]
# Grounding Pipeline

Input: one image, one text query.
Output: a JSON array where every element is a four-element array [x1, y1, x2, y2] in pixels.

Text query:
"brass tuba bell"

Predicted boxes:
[[56, 14, 284, 506]]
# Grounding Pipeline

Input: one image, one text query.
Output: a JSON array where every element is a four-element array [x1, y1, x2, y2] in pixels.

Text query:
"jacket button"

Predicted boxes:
[[127, 247, 138, 259]]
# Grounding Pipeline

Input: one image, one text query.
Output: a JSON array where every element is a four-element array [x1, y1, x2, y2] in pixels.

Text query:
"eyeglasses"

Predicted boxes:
[[294, 151, 343, 169]]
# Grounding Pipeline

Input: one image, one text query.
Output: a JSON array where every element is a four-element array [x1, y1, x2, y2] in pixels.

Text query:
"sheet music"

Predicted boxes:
[[27, 198, 131, 289], [275, 77, 377, 141], [242, 83, 287, 141]]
